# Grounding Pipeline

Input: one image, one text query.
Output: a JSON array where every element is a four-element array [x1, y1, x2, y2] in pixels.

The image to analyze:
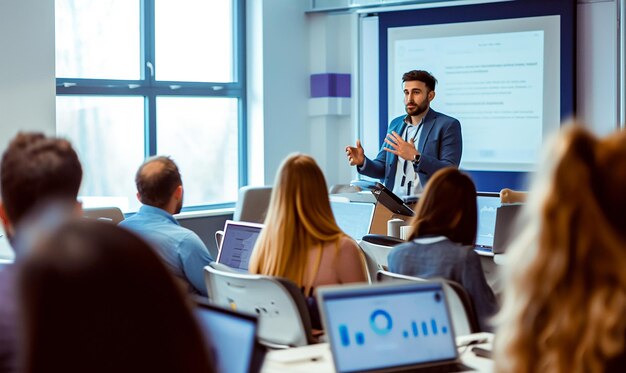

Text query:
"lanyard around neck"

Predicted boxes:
[[400, 120, 424, 195], [404, 121, 423, 143]]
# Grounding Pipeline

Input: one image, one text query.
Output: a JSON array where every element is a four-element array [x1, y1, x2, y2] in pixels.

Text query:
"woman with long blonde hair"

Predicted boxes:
[[494, 125, 626, 373], [248, 154, 368, 328]]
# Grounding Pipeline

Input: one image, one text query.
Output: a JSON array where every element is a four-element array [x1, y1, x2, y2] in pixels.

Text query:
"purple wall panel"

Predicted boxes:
[[310, 73, 351, 98]]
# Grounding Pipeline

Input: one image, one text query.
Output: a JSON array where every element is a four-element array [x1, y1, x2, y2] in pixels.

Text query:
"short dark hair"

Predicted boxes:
[[402, 70, 437, 91], [135, 156, 182, 209], [408, 167, 477, 246], [0, 132, 82, 225]]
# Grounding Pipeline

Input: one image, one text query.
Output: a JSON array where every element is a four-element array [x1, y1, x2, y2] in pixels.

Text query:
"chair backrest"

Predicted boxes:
[[203, 263, 314, 348], [376, 270, 480, 336], [358, 234, 405, 283], [214, 230, 224, 252], [82, 207, 125, 224], [233, 186, 272, 223]]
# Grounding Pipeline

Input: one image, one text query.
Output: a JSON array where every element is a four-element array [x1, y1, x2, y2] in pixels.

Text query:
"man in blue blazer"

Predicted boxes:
[[346, 70, 462, 196]]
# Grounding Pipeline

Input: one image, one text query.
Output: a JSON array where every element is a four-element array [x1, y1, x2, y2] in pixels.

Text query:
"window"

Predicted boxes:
[[55, 0, 245, 213]]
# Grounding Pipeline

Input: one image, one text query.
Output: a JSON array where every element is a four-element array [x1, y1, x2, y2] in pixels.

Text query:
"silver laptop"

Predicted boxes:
[[216, 220, 263, 271], [475, 193, 501, 252], [317, 282, 473, 373], [330, 201, 376, 241], [194, 298, 264, 373]]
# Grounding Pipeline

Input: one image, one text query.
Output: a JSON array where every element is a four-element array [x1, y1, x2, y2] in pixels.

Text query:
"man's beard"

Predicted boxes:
[[405, 100, 428, 116]]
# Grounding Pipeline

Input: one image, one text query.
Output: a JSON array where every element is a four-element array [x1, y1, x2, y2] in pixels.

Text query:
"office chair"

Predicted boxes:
[[233, 185, 272, 223], [214, 230, 225, 254], [215, 185, 271, 251], [204, 263, 315, 348], [358, 234, 405, 283], [82, 207, 125, 224], [376, 269, 480, 336]]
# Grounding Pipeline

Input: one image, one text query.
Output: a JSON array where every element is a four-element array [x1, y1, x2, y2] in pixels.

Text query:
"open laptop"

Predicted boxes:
[[216, 220, 263, 271], [492, 204, 523, 254], [330, 200, 376, 241], [317, 282, 473, 373], [371, 182, 415, 217], [475, 192, 501, 253], [194, 298, 265, 373]]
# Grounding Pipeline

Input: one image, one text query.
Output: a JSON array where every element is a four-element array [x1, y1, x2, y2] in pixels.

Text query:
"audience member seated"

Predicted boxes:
[[120, 156, 213, 296], [18, 219, 214, 373], [0, 132, 83, 373], [387, 168, 498, 332], [495, 125, 626, 373], [248, 154, 368, 329]]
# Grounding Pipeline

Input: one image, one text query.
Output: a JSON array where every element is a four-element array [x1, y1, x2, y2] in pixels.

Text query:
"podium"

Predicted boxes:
[[329, 183, 416, 237], [368, 183, 416, 235]]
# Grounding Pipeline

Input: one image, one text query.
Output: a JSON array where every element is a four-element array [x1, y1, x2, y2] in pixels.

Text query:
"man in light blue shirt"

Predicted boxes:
[[120, 156, 213, 296]]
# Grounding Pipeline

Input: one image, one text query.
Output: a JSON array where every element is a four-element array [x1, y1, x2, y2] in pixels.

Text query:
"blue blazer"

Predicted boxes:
[[358, 108, 462, 190]]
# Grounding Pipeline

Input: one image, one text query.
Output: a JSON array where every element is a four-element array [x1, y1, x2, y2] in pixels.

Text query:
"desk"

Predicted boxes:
[[262, 333, 494, 372]]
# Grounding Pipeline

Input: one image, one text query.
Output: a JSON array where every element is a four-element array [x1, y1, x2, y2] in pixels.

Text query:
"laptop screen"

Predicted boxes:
[[475, 193, 501, 250], [217, 220, 263, 271], [330, 201, 376, 241], [195, 301, 258, 373], [318, 283, 458, 373]]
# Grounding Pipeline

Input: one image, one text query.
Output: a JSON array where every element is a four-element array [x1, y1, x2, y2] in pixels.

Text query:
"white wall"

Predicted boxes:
[[246, 0, 310, 185], [308, 13, 356, 187], [0, 0, 56, 151], [248, 3, 357, 187], [577, 0, 622, 135]]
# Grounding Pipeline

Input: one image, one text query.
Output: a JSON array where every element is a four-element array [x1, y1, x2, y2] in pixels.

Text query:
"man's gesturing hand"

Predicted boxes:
[[383, 131, 419, 161], [345, 139, 365, 167]]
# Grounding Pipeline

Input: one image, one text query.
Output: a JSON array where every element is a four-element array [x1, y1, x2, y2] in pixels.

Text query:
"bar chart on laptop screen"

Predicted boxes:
[[324, 288, 457, 371]]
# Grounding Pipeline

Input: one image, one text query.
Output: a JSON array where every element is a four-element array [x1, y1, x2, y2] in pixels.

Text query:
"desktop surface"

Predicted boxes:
[[261, 333, 494, 373]]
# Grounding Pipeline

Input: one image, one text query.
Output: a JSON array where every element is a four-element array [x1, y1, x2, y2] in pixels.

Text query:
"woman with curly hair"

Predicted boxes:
[[494, 125, 626, 373]]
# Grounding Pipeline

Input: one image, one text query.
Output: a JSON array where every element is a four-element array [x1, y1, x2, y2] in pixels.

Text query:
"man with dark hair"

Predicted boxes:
[[346, 70, 462, 196], [119, 156, 213, 296], [0, 132, 83, 372]]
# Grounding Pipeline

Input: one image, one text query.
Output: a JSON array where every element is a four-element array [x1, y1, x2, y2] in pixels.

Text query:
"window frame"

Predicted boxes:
[[56, 0, 247, 212]]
